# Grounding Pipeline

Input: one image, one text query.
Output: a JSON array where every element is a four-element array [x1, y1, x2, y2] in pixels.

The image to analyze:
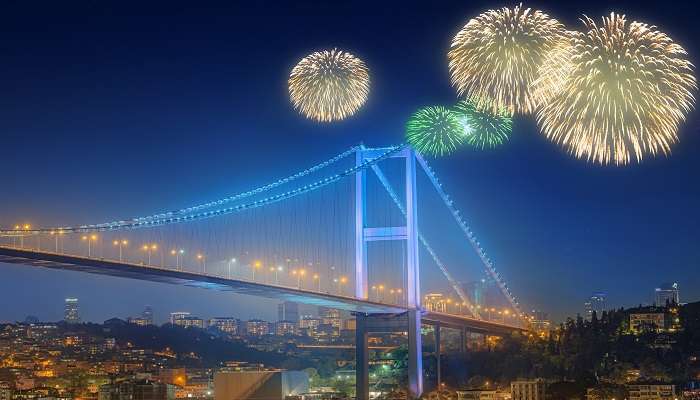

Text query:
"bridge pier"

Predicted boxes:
[[355, 313, 370, 400], [434, 322, 441, 391], [408, 309, 423, 399], [354, 311, 424, 400]]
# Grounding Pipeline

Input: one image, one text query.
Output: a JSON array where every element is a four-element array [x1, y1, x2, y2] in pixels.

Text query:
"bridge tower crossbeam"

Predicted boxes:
[[354, 146, 423, 399]]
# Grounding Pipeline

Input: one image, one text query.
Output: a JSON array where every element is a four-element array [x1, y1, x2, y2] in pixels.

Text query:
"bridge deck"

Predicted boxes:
[[0, 246, 525, 334]]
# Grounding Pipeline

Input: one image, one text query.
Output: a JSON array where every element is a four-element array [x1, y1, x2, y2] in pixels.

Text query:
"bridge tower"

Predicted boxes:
[[354, 145, 423, 399]]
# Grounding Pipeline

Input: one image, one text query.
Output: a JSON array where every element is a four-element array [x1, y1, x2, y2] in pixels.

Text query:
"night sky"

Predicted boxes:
[[1, 0, 698, 324]]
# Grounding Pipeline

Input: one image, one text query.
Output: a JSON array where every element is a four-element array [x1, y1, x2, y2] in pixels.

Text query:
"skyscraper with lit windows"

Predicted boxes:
[[64, 298, 80, 324], [584, 292, 606, 321]]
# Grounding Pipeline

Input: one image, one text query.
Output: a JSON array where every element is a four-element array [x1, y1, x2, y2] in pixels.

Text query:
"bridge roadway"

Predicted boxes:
[[0, 245, 523, 335]]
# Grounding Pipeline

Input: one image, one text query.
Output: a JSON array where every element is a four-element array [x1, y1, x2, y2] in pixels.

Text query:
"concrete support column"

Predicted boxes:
[[460, 328, 466, 353], [435, 323, 441, 391], [408, 309, 423, 399], [355, 313, 369, 400]]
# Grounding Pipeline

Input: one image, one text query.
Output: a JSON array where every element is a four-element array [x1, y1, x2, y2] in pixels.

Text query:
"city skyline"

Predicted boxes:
[[1, 0, 699, 324]]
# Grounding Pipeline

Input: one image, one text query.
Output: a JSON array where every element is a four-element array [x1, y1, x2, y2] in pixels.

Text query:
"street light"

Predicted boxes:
[[253, 260, 262, 281], [20, 224, 30, 248], [228, 258, 237, 279], [142, 243, 157, 265], [197, 253, 205, 273], [275, 265, 283, 285], [313, 273, 320, 291], [339, 276, 347, 295], [298, 269, 306, 289], [170, 249, 184, 269], [113, 239, 128, 262], [82, 234, 98, 257]]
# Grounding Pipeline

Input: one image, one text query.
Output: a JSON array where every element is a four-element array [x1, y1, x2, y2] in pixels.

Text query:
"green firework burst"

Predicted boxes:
[[453, 99, 513, 149], [405, 106, 466, 156]]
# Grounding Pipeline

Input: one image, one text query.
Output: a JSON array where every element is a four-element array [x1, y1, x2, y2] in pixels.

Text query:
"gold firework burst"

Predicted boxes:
[[289, 49, 370, 122], [536, 13, 697, 165], [531, 31, 578, 107], [448, 4, 566, 115]]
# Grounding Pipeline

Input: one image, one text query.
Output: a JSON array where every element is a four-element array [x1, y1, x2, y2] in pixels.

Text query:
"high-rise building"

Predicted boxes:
[[655, 282, 680, 306], [209, 317, 239, 335], [142, 306, 154, 325], [277, 302, 299, 323], [584, 292, 606, 321], [64, 298, 80, 324]]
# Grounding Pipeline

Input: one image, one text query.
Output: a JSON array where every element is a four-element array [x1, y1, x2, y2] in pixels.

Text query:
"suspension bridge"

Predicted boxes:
[[0, 144, 530, 399]]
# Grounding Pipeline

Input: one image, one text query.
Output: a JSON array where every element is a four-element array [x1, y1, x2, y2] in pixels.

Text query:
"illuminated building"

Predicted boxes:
[[627, 384, 676, 400], [584, 292, 606, 321], [275, 320, 297, 336], [511, 379, 545, 400], [343, 317, 356, 331], [320, 307, 341, 336], [64, 298, 80, 324], [277, 302, 299, 323], [629, 311, 666, 333], [245, 319, 270, 336], [424, 293, 447, 313], [173, 316, 204, 329], [530, 311, 551, 336], [208, 318, 239, 335], [655, 282, 680, 306], [169, 312, 190, 325], [98, 379, 175, 400], [457, 390, 498, 400], [299, 316, 322, 336], [142, 306, 154, 325], [158, 368, 187, 387], [128, 316, 151, 326]]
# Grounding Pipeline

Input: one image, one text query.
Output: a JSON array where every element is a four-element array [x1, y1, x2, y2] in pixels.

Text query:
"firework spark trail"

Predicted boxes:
[[453, 100, 513, 149], [405, 106, 465, 156], [289, 49, 370, 122], [536, 13, 697, 165], [448, 4, 566, 115]]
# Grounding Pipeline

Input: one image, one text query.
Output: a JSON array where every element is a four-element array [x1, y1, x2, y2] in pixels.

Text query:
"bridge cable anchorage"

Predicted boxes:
[[1, 145, 406, 235], [364, 150, 482, 319], [415, 153, 525, 322]]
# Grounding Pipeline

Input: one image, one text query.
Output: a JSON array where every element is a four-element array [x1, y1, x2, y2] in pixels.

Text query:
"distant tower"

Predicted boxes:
[[64, 298, 80, 324], [584, 292, 606, 321], [142, 305, 154, 325], [655, 283, 680, 306], [277, 302, 299, 322]]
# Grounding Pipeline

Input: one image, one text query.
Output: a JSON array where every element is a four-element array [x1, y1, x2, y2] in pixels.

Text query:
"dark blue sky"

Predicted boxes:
[[0, 1, 698, 323]]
